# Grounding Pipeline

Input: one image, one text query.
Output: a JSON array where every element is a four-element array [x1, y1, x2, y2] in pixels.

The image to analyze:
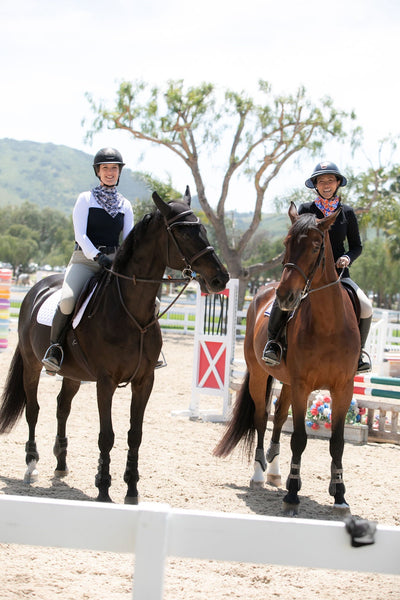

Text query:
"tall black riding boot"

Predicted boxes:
[[262, 300, 289, 366], [42, 306, 71, 375], [357, 316, 372, 374]]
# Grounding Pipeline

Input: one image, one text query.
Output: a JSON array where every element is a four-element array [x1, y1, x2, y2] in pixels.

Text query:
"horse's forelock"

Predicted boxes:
[[290, 213, 317, 242]]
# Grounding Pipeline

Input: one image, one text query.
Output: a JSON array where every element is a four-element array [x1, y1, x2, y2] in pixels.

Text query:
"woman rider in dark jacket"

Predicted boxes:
[[262, 161, 372, 374]]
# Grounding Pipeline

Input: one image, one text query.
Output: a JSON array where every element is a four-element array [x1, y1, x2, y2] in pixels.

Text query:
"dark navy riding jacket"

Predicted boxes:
[[298, 201, 362, 279]]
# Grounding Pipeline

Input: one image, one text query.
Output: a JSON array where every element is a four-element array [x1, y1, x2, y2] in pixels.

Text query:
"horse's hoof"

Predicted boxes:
[[124, 495, 139, 505], [333, 502, 350, 514], [283, 502, 299, 517], [54, 468, 69, 478], [96, 493, 113, 503], [24, 470, 39, 484], [267, 474, 282, 487], [250, 479, 264, 489]]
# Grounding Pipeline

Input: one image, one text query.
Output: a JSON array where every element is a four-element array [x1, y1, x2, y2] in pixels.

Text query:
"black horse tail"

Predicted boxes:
[[0, 345, 27, 434], [214, 371, 256, 459]]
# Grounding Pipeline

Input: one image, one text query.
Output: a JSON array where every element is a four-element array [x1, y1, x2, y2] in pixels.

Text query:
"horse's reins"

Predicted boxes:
[[108, 208, 216, 387]]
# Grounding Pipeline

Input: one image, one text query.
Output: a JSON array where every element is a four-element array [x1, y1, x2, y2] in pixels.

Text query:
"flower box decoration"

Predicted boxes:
[[278, 393, 369, 445]]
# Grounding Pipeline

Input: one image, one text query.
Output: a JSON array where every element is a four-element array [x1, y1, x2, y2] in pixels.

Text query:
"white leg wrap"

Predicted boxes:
[[251, 461, 265, 485], [24, 460, 39, 483], [266, 453, 281, 478]]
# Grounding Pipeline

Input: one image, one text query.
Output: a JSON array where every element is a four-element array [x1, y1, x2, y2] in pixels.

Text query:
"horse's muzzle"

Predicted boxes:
[[276, 288, 302, 311], [197, 272, 229, 294]]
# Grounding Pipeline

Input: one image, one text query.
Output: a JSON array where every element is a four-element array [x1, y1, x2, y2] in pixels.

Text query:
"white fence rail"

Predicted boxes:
[[0, 495, 399, 600]]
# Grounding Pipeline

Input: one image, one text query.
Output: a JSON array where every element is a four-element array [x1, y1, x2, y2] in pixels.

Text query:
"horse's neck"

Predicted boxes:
[[308, 236, 347, 329], [113, 232, 167, 322]]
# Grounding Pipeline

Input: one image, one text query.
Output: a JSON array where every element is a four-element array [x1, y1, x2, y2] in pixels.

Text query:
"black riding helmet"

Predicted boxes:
[[93, 147, 125, 184], [305, 161, 347, 190]]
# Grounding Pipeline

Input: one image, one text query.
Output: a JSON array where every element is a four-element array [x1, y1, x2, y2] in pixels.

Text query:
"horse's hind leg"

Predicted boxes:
[[23, 366, 42, 483], [248, 372, 271, 489], [53, 378, 81, 477], [266, 383, 291, 487]]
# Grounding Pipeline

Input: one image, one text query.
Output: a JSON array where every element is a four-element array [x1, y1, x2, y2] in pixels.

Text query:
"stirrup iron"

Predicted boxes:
[[262, 340, 282, 366], [42, 343, 64, 373]]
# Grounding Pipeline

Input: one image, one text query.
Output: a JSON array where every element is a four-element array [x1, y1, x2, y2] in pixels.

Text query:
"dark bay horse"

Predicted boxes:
[[215, 202, 360, 514], [0, 188, 229, 504]]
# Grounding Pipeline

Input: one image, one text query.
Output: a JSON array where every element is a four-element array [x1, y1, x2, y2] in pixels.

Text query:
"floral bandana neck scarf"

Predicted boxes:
[[314, 196, 339, 217], [91, 185, 123, 218]]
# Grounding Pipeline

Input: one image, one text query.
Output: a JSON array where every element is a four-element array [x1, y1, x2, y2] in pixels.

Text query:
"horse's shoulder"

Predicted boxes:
[[253, 283, 276, 307]]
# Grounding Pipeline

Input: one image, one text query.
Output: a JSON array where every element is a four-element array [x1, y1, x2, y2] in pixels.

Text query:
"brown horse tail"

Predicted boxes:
[[213, 371, 255, 459], [0, 345, 27, 434]]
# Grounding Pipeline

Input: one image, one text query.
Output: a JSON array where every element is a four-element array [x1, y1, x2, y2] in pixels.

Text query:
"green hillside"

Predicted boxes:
[[0, 138, 151, 214], [0, 138, 289, 237]]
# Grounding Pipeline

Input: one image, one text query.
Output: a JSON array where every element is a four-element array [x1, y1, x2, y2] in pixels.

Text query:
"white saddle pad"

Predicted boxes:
[[264, 298, 274, 317], [36, 288, 96, 328]]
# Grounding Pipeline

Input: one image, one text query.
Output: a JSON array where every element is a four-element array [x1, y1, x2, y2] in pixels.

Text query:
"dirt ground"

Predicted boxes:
[[0, 325, 399, 599]]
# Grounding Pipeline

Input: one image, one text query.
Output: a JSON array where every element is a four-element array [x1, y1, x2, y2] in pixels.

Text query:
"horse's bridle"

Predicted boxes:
[[282, 226, 340, 303], [164, 208, 215, 277], [106, 208, 216, 286]]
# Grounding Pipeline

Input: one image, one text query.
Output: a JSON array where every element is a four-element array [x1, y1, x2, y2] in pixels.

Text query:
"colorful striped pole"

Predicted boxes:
[[354, 374, 400, 387], [0, 269, 12, 351], [353, 374, 400, 400]]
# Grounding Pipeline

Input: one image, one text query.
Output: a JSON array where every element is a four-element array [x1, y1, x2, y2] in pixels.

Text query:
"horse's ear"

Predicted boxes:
[[183, 185, 191, 206], [288, 201, 298, 224], [320, 207, 342, 231], [152, 191, 170, 216]]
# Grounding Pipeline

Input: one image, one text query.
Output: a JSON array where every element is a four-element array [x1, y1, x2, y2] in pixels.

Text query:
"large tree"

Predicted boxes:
[[84, 79, 359, 305]]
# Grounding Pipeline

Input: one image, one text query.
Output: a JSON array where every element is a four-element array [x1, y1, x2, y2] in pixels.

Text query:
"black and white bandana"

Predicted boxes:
[[91, 185, 124, 218]]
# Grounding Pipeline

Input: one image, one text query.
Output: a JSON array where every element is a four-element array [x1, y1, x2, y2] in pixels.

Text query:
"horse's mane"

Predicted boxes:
[[113, 209, 159, 271]]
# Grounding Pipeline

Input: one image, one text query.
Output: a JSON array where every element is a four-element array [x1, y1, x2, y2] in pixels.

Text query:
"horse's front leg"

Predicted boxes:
[[124, 375, 154, 504], [95, 377, 117, 502], [283, 387, 308, 516], [53, 378, 81, 477], [329, 385, 353, 512], [266, 383, 291, 487]]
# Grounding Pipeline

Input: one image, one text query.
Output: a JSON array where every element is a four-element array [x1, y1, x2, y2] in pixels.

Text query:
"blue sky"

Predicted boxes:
[[1, 0, 399, 210]]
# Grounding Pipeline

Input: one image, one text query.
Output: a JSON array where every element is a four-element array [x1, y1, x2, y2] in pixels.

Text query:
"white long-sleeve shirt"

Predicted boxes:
[[72, 191, 134, 259]]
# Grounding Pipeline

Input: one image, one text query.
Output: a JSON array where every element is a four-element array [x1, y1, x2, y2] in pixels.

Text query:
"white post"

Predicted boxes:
[[132, 503, 170, 600], [187, 279, 239, 422]]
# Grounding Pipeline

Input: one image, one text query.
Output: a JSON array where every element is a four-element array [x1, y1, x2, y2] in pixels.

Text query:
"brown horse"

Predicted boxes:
[[214, 202, 360, 514], [0, 188, 229, 504]]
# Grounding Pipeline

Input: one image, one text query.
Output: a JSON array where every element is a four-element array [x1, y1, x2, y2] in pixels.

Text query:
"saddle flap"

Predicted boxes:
[[341, 281, 361, 323]]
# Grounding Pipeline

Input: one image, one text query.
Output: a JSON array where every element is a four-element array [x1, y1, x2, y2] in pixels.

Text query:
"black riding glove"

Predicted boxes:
[[95, 253, 113, 269]]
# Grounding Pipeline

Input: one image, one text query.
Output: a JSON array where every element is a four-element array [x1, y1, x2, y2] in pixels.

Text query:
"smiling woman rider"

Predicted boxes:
[[42, 147, 134, 374], [262, 161, 373, 375]]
